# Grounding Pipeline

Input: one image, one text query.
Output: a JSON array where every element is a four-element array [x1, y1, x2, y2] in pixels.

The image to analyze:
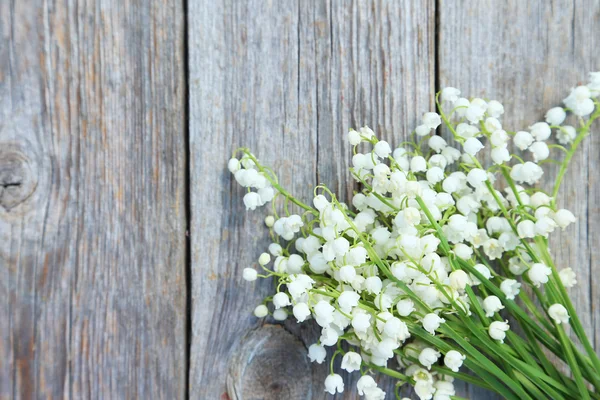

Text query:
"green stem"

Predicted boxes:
[[552, 108, 600, 204], [369, 365, 410, 382], [556, 322, 591, 400], [534, 236, 600, 376], [242, 151, 319, 216]]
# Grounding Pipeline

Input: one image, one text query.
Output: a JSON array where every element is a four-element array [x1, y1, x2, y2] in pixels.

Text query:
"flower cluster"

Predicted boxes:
[[230, 72, 600, 400]]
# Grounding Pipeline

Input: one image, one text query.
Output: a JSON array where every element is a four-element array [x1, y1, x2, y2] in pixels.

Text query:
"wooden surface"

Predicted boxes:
[[3, 0, 600, 399], [226, 324, 313, 400], [0, 1, 187, 399], [439, 3, 600, 398], [188, 1, 436, 398]]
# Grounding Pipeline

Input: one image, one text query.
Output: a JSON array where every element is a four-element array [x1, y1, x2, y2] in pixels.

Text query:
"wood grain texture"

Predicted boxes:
[[188, 0, 436, 398], [227, 325, 313, 400], [438, 1, 600, 398], [0, 1, 187, 398]]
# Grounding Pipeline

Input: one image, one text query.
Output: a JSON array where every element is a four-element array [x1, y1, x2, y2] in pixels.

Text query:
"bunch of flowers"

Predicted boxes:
[[229, 72, 600, 400]]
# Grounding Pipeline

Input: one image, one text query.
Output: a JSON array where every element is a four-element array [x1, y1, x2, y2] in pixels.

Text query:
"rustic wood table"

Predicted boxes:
[[2, 1, 599, 399]]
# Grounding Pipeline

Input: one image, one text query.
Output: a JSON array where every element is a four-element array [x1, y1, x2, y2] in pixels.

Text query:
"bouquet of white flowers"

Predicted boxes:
[[229, 72, 600, 400]]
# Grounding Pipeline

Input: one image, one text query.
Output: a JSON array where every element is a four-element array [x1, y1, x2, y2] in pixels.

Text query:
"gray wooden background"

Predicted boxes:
[[1, 0, 598, 399]]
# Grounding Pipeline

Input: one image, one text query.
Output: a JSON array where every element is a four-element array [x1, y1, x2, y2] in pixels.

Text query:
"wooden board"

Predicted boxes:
[[188, 0, 436, 398], [438, 1, 600, 398], [0, 1, 187, 398]]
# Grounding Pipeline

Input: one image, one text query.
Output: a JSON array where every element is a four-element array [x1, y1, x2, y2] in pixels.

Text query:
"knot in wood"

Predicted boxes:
[[0, 147, 37, 211], [227, 325, 313, 400]]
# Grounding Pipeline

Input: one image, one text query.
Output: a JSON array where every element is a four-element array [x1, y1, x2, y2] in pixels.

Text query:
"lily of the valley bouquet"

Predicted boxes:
[[229, 72, 600, 400]]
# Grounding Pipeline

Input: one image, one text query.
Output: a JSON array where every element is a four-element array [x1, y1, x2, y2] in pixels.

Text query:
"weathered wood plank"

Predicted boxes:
[[0, 1, 187, 398], [312, 1, 436, 397], [189, 1, 318, 398], [189, 0, 435, 398], [439, 1, 600, 398]]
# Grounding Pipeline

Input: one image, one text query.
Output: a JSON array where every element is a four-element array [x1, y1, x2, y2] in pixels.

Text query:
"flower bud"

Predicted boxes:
[[444, 350, 466, 372], [338, 265, 356, 283], [441, 87, 461, 103], [511, 162, 544, 185], [253, 304, 268, 318], [258, 252, 271, 266], [415, 124, 431, 136], [535, 216, 557, 237], [273, 292, 291, 309], [529, 122, 551, 141], [352, 313, 371, 333], [415, 380, 436, 400], [491, 146, 511, 165], [423, 112, 442, 129], [443, 147, 462, 164], [545, 107, 566, 126], [514, 131, 534, 150], [243, 192, 262, 210], [341, 351, 362, 373], [418, 347, 440, 370], [449, 270, 470, 291], [557, 125, 576, 144], [564, 86, 594, 117], [428, 136, 447, 153], [483, 295, 504, 317], [227, 158, 241, 173], [308, 343, 326, 363], [500, 279, 521, 300], [357, 375, 379, 395], [463, 137, 484, 155], [470, 264, 492, 285], [487, 100, 504, 118], [528, 263, 552, 287], [490, 129, 509, 147], [422, 313, 445, 334], [453, 243, 473, 260], [454, 98, 470, 117], [554, 209, 576, 229], [268, 243, 283, 256], [347, 129, 362, 145], [286, 254, 304, 274], [292, 303, 311, 322], [466, 98, 487, 123], [319, 326, 340, 346], [242, 268, 257, 281], [426, 166, 444, 184], [559, 268, 577, 288], [365, 276, 383, 295], [485, 117, 502, 132], [338, 291, 360, 313], [313, 194, 329, 211], [517, 220, 536, 238], [466, 168, 488, 188], [384, 317, 410, 341], [264, 215, 275, 227], [548, 304, 569, 324], [313, 300, 335, 327], [489, 320, 510, 343], [396, 299, 415, 317], [272, 308, 288, 321], [456, 123, 479, 139], [374, 140, 392, 158], [529, 141, 549, 162], [410, 156, 427, 172]]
